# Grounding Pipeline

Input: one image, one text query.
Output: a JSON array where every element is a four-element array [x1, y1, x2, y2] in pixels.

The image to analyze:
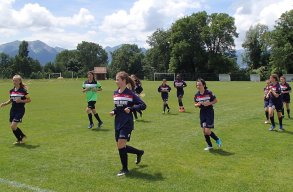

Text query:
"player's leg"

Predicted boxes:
[[92, 108, 103, 128]]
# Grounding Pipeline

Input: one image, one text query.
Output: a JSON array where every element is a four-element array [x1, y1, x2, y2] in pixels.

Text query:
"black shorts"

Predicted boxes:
[[162, 96, 168, 101], [177, 91, 184, 98], [87, 101, 96, 109], [282, 94, 290, 103], [115, 129, 132, 142], [269, 101, 283, 112], [10, 108, 25, 123], [264, 100, 269, 108], [200, 109, 214, 128]]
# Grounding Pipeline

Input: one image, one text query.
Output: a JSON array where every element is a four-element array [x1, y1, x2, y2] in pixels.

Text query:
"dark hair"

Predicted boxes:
[[87, 71, 96, 81], [197, 78, 208, 90], [116, 71, 135, 89], [176, 74, 181, 80], [270, 74, 279, 82], [280, 76, 286, 81]]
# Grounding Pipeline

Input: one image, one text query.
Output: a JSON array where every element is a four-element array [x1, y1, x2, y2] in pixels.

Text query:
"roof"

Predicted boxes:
[[93, 67, 107, 74]]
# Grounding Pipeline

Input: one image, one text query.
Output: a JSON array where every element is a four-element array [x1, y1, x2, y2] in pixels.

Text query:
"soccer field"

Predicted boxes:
[[0, 79, 292, 192]]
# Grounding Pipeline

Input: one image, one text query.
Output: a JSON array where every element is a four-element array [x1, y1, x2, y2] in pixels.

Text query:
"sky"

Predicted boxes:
[[0, 0, 292, 50]]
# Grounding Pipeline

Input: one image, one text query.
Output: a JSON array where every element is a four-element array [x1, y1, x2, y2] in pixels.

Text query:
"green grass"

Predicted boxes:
[[0, 79, 292, 192]]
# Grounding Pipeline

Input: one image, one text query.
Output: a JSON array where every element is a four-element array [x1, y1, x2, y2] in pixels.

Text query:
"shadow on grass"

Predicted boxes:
[[126, 169, 164, 181], [13, 144, 40, 149], [209, 149, 235, 156], [135, 119, 152, 123], [166, 113, 178, 116], [91, 128, 110, 132], [279, 130, 293, 135]]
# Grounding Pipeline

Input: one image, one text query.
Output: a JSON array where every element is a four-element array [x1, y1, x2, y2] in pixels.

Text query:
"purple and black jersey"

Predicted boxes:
[[280, 83, 291, 99], [264, 86, 270, 101], [134, 79, 143, 95], [10, 87, 28, 109], [113, 88, 146, 131], [158, 84, 171, 100], [194, 90, 216, 110], [174, 80, 186, 97], [269, 83, 282, 104]]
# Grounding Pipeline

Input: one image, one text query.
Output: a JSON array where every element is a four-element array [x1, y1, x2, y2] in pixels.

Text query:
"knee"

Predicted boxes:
[[86, 108, 91, 113]]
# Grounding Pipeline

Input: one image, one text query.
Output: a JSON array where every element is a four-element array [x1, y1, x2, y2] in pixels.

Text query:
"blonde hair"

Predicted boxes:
[[13, 75, 27, 89]]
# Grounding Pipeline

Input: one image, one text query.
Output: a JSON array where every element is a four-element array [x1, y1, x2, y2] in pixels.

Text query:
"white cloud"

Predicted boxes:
[[99, 0, 202, 47], [233, 0, 293, 49]]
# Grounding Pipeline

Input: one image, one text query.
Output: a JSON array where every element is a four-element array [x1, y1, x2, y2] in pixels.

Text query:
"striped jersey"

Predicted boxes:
[[174, 80, 186, 92], [280, 82, 291, 96], [9, 87, 28, 109], [82, 80, 101, 102], [194, 90, 216, 110]]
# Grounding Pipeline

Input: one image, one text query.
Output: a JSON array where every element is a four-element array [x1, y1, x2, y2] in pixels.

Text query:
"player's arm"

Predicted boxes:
[[270, 89, 280, 98], [16, 95, 31, 104], [0, 99, 12, 108], [194, 101, 201, 107]]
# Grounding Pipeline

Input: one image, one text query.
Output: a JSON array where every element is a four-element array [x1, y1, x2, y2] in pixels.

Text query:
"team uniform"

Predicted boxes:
[[158, 84, 171, 113], [112, 88, 146, 175], [133, 79, 143, 119], [264, 86, 270, 122], [174, 79, 187, 111], [194, 89, 222, 149], [82, 80, 103, 128], [9, 87, 28, 142], [268, 83, 283, 130], [280, 82, 291, 118]]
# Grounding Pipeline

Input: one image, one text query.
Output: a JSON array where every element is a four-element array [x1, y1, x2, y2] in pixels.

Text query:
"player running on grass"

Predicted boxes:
[[158, 79, 171, 114], [264, 80, 271, 124], [110, 71, 146, 176], [194, 79, 222, 151], [280, 76, 291, 119], [174, 74, 187, 112], [1, 75, 31, 144], [82, 71, 103, 129]]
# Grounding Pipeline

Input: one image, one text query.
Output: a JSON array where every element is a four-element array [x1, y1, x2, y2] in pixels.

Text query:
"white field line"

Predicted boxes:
[[0, 178, 54, 192]]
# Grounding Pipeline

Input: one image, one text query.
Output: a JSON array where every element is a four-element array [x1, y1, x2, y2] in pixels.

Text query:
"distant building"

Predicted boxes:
[[93, 67, 107, 80]]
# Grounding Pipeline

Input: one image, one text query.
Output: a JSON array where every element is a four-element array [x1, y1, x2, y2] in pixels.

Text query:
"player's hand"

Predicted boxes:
[[110, 111, 115, 116], [124, 108, 131, 114], [0, 103, 6, 108], [194, 102, 201, 107], [202, 101, 210, 106], [15, 98, 22, 103]]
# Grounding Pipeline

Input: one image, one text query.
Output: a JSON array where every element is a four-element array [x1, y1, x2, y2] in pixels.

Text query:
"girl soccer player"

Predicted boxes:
[[158, 79, 171, 114], [130, 74, 143, 119], [264, 80, 271, 124], [82, 71, 103, 129], [280, 76, 291, 118], [1, 75, 31, 144], [194, 79, 222, 151], [174, 74, 187, 112], [268, 74, 283, 131], [110, 71, 146, 176]]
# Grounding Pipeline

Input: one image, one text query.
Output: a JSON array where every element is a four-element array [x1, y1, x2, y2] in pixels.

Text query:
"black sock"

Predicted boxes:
[[133, 111, 138, 119], [94, 113, 102, 123], [16, 127, 25, 138], [126, 145, 142, 155], [179, 100, 183, 107], [278, 117, 283, 126], [270, 116, 275, 126], [163, 104, 166, 112], [204, 135, 212, 147], [265, 111, 269, 120], [282, 108, 284, 116], [166, 104, 170, 109], [12, 130, 21, 141], [118, 148, 128, 170], [88, 113, 93, 124], [210, 132, 219, 141], [287, 109, 290, 116]]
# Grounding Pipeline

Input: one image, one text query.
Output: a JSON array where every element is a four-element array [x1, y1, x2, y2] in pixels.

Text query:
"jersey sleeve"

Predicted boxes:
[[132, 93, 147, 111], [183, 81, 187, 87], [210, 91, 216, 101], [288, 84, 292, 91], [158, 86, 161, 92], [168, 86, 171, 92]]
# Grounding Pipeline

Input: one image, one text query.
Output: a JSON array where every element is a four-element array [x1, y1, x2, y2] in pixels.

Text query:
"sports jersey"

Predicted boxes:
[[264, 86, 270, 101], [174, 79, 187, 93], [158, 84, 171, 99], [113, 88, 146, 131], [194, 90, 216, 110], [268, 83, 282, 103], [134, 80, 143, 95], [280, 83, 291, 96], [9, 87, 28, 109], [82, 80, 101, 102]]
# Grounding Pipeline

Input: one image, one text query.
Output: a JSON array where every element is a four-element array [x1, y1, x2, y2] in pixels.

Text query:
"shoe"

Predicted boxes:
[[279, 125, 284, 132], [13, 141, 20, 145], [135, 150, 144, 164], [269, 125, 275, 131], [97, 121, 103, 128], [288, 114, 291, 119], [216, 138, 222, 147], [204, 146, 213, 151], [162, 111, 165, 114], [264, 120, 269, 124], [88, 123, 94, 129], [117, 169, 129, 176], [20, 135, 27, 143], [181, 107, 185, 112], [167, 108, 170, 113]]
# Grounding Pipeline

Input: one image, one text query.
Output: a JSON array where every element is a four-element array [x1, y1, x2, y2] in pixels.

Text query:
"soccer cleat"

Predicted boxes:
[[181, 107, 185, 112], [279, 125, 284, 132], [135, 150, 144, 164], [204, 146, 213, 151], [97, 121, 103, 128], [88, 123, 94, 129], [13, 141, 20, 145], [264, 120, 269, 124], [216, 138, 222, 147], [117, 169, 129, 176], [269, 125, 275, 131], [21, 135, 27, 143]]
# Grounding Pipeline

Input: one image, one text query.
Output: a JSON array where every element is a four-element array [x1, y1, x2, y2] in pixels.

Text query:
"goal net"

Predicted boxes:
[[219, 74, 231, 81], [154, 73, 175, 81], [250, 74, 260, 82], [49, 73, 62, 79], [284, 74, 293, 82]]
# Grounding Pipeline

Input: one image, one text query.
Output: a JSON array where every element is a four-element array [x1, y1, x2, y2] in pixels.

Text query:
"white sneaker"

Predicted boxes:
[[204, 146, 213, 151], [264, 120, 269, 124]]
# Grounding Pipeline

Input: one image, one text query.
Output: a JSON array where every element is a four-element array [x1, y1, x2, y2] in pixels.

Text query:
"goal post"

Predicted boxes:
[[219, 74, 231, 81], [154, 73, 175, 81], [48, 73, 62, 79]]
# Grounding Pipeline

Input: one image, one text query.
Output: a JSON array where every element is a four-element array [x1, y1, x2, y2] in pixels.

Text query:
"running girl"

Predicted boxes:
[[158, 79, 171, 114], [194, 79, 222, 151], [264, 80, 270, 124], [280, 76, 291, 119], [82, 71, 103, 129], [268, 74, 283, 131], [174, 74, 187, 112], [1, 75, 31, 144], [110, 71, 146, 176]]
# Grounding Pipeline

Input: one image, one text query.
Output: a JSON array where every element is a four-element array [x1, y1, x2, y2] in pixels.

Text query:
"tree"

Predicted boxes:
[[269, 10, 293, 73], [76, 41, 108, 72], [242, 24, 270, 70], [0, 53, 14, 78], [110, 44, 144, 78]]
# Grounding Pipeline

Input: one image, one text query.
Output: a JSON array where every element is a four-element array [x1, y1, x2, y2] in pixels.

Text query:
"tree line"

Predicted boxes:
[[0, 10, 292, 80]]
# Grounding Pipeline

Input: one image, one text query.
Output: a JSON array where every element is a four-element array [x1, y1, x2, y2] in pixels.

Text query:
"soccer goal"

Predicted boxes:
[[284, 74, 293, 82], [154, 73, 175, 81], [250, 74, 260, 82], [219, 74, 231, 81], [48, 73, 62, 79]]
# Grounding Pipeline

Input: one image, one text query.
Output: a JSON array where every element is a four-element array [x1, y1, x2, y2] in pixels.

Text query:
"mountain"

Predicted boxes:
[[0, 40, 65, 65]]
